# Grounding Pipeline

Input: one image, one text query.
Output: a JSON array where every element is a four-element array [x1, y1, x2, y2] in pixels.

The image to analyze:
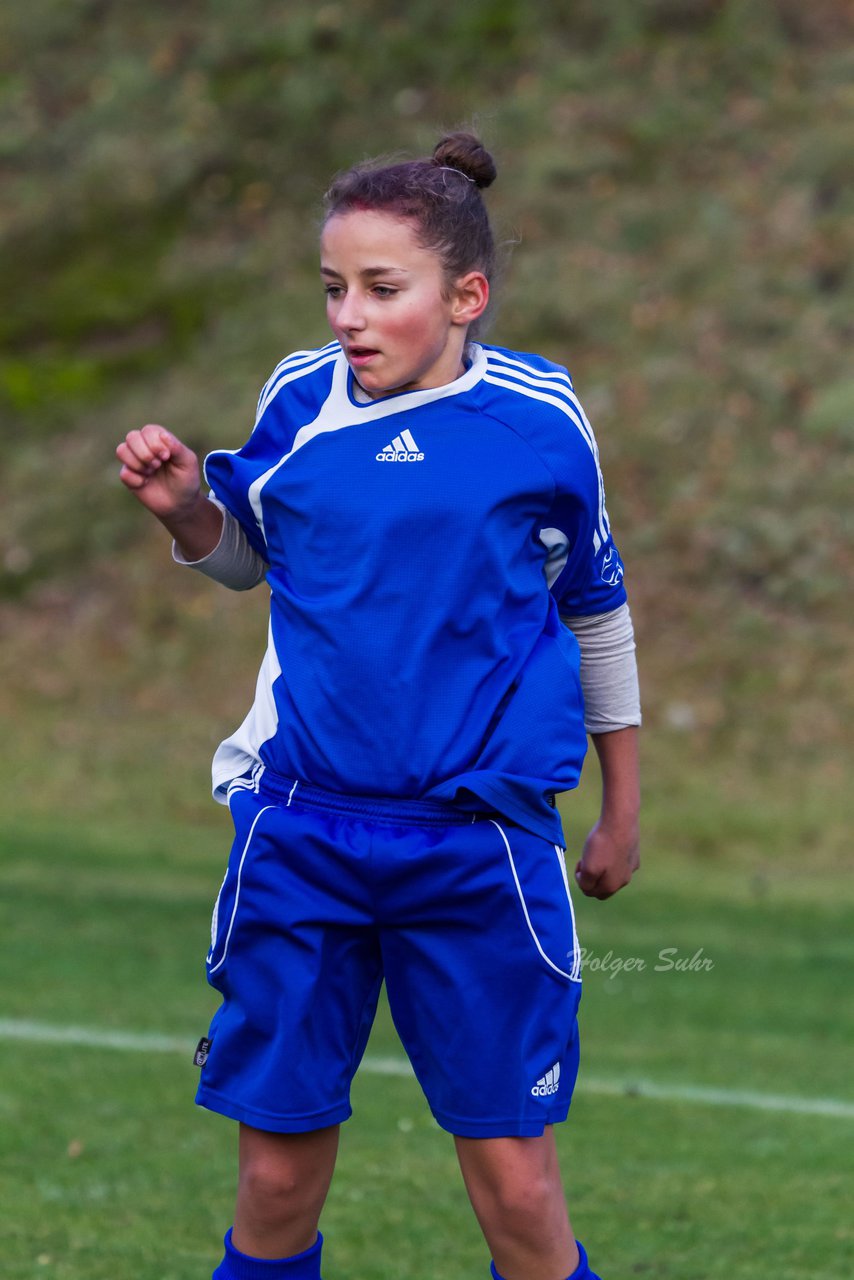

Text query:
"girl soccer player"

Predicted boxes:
[[117, 132, 640, 1280]]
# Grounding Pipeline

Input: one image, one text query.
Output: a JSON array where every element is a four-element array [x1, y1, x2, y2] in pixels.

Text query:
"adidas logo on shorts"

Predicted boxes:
[[376, 428, 424, 462], [531, 1062, 561, 1097]]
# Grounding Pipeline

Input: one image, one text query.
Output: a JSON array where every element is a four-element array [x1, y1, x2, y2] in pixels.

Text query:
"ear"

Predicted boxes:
[[450, 272, 490, 327]]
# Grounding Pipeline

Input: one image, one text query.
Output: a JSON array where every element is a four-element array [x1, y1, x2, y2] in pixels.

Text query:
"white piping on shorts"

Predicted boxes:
[[554, 843, 582, 982], [286, 778, 299, 806], [489, 820, 581, 985], [207, 804, 274, 975]]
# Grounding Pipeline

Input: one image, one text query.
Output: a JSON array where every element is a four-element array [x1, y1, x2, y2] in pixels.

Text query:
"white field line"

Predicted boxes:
[[2, 1018, 853, 1120]]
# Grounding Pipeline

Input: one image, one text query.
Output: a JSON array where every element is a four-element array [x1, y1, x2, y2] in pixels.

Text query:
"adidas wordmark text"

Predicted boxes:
[[531, 1062, 561, 1097], [376, 428, 424, 462]]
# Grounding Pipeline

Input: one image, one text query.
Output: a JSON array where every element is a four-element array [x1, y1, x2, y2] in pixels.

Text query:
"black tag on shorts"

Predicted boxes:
[[193, 1036, 213, 1067]]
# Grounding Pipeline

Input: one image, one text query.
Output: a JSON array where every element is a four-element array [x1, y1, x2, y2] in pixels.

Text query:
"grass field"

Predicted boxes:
[[1, 785, 851, 1280]]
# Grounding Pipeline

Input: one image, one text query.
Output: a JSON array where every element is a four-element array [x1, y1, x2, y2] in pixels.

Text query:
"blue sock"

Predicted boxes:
[[213, 1229, 323, 1279], [490, 1240, 601, 1280]]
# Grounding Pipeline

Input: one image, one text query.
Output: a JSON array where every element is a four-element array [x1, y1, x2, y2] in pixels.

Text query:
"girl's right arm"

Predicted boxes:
[[116, 424, 223, 562]]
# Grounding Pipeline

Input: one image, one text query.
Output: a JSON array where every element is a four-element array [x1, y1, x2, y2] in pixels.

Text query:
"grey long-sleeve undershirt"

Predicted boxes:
[[560, 605, 641, 733], [174, 502, 641, 733]]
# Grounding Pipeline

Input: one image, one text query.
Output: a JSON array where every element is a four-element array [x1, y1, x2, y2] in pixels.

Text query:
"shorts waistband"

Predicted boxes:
[[256, 768, 486, 828]]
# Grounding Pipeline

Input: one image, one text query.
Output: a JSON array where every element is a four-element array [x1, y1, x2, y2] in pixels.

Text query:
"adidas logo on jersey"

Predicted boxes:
[[531, 1062, 561, 1097], [376, 428, 424, 462]]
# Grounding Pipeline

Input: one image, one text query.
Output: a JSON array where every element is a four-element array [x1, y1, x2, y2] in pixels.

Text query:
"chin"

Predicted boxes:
[[356, 372, 403, 398]]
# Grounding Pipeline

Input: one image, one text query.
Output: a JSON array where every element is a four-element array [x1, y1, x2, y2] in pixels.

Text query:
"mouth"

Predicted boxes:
[[347, 345, 380, 366]]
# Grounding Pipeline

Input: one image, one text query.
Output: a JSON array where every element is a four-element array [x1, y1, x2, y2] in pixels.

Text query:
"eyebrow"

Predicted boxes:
[[320, 266, 408, 280]]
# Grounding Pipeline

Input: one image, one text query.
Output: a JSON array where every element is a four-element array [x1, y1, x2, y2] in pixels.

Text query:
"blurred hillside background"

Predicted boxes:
[[1, 0, 851, 870]]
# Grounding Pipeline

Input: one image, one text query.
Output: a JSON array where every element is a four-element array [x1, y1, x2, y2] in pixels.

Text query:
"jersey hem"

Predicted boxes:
[[214, 761, 569, 843], [436, 778, 568, 844]]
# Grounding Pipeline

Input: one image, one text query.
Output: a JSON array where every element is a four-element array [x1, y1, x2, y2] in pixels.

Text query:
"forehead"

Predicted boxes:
[[320, 209, 433, 267]]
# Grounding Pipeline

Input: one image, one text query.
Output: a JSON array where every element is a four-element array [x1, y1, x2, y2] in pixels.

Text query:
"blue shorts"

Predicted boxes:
[[195, 770, 582, 1139]]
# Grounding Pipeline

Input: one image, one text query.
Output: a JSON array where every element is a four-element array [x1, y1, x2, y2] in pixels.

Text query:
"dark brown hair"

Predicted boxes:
[[323, 132, 498, 292]]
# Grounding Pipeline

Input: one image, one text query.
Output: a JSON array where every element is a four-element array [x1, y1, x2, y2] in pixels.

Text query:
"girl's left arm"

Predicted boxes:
[[575, 725, 640, 899], [561, 603, 641, 898]]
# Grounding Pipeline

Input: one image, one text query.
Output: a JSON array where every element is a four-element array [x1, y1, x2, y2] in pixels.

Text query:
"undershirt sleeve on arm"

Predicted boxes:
[[171, 497, 268, 591], [561, 602, 642, 734]]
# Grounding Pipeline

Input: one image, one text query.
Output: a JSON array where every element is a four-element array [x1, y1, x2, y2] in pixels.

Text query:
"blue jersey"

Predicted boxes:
[[204, 341, 627, 842]]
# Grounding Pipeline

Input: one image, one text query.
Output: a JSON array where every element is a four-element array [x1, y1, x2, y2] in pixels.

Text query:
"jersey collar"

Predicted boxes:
[[345, 342, 486, 409]]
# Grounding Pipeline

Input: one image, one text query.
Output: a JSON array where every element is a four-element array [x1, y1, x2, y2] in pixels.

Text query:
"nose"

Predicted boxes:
[[333, 289, 366, 332]]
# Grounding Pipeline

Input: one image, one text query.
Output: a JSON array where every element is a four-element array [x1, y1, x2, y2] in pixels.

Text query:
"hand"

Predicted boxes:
[[116, 424, 202, 522], [575, 817, 639, 900]]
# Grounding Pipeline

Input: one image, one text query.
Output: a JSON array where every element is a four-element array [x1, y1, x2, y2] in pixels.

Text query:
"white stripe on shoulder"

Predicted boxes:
[[484, 353, 596, 453], [258, 341, 339, 393], [256, 343, 340, 423], [256, 342, 338, 411], [482, 372, 596, 457], [487, 348, 575, 389], [204, 347, 341, 538], [483, 369, 610, 547]]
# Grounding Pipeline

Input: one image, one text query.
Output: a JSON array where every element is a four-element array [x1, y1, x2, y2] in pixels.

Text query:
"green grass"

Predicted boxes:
[[1, 815, 852, 1279]]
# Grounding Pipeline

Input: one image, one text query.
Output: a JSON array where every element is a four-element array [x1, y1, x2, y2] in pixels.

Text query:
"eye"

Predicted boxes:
[[324, 284, 344, 299], [372, 285, 397, 298]]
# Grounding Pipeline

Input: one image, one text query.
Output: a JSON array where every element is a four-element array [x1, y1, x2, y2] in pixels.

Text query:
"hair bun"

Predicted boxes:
[[432, 132, 497, 190]]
